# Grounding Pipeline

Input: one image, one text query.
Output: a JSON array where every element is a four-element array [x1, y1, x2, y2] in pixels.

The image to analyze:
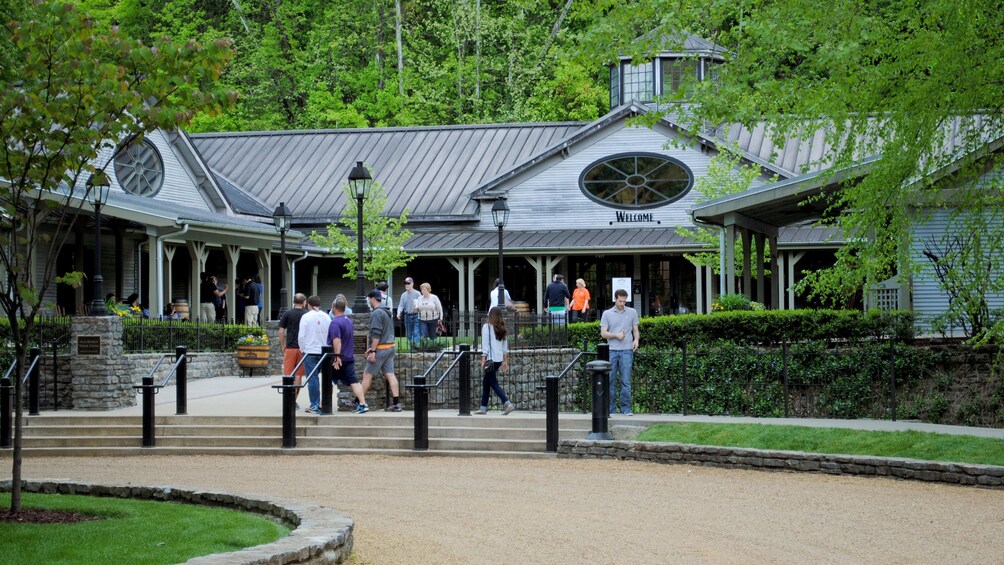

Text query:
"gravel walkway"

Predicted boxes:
[[13, 455, 1004, 564]]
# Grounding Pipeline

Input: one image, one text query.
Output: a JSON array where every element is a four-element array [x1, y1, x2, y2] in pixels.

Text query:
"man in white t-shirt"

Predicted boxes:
[[297, 295, 330, 414], [487, 278, 513, 312]]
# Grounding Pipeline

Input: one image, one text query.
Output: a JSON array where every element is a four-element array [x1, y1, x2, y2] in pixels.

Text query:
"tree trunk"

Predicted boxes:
[[537, 0, 574, 68], [395, 0, 404, 97], [474, 0, 481, 114]]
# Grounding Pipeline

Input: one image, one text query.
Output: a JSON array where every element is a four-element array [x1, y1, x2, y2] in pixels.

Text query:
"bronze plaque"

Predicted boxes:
[[77, 335, 102, 356]]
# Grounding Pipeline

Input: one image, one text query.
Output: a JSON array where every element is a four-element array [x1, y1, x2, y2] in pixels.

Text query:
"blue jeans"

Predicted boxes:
[[404, 313, 420, 344], [609, 349, 633, 414], [480, 361, 510, 409], [421, 319, 438, 340], [303, 353, 322, 409]]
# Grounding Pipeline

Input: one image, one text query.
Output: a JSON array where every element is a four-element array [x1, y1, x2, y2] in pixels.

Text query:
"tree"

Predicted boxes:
[[573, 0, 1004, 339], [0, 0, 234, 512], [309, 178, 414, 284]]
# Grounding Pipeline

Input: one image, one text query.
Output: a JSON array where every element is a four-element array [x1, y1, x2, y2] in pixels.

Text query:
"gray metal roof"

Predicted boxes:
[[190, 123, 583, 223], [210, 169, 274, 217]]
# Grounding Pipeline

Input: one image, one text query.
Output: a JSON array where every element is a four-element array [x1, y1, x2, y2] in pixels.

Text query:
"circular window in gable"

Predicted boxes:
[[114, 139, 164, 197], [579, 152, 693, 209]]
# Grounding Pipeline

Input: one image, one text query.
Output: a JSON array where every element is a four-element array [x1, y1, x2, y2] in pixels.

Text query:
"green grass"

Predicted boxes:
[[635, 423, 1004, 466], [0, 493, 290, 564]]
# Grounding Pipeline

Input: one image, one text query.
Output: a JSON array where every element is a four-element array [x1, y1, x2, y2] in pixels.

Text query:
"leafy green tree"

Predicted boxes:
[[309, 177, 414, 284], [0, 0, 234, 512]]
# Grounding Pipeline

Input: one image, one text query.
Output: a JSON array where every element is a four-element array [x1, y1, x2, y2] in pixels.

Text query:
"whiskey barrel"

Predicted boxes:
[[173, 299, 190, 320], [511, 301, 531, 314]]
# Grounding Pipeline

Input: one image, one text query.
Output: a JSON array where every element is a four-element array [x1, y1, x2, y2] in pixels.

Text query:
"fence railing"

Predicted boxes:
[[122, 318, 263, 353]]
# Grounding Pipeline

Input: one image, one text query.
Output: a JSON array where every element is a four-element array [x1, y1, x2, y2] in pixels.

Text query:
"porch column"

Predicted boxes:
[[187, 241, 209, 320], [787, 250, 804, 311], [526, 256, 544, 314], [257, 248, 272, 319], [223, 244, 240, 323], [694, 260, 704, 314], [704, 265, 714, 313], [755, 232, 766, 304], [146, 233, 163, 318], [723, 225, 737, 295], [741, 227, 752, 299]]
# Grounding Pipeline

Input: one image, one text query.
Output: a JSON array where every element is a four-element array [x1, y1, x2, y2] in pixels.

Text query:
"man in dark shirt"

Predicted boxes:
[[544, 273, 571, 325], [244, 276, 261, 325], [278, 293, 307, 409], [199, 273, 225, 323]]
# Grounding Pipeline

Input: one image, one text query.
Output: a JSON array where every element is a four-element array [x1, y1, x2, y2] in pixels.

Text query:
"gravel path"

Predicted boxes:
[[13, 455, 1004, 564]]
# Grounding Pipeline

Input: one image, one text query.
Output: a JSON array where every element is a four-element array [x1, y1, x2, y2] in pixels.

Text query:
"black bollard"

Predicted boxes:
[[458, 344, 471, 416], [281, 376, 296, 448], [28, 347, 40, 416], [545, 375, 559, 452], [585, 360, 613, 440], [0, 376, 11, 449], [175, 346, 187, 415], [141, 376, 156, 447], [414, 375, 428, 451], [597, 342, 609, 362], [321, 346, 333, 415]]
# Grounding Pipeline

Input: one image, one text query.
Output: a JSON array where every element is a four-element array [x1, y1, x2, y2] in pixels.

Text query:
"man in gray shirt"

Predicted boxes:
[[600, 288, 640, 416], [396, 277, 421, 346], [362, 289, 402, 411]]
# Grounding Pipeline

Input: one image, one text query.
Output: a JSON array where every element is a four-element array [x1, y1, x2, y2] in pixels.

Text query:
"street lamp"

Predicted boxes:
[[491, 196, 509, 310], [272, 201, 292, 317], [87, 174, 110, 316], [348, 161, 373, 312]]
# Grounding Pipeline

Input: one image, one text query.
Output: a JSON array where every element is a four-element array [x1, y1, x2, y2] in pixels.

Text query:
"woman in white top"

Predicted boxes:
[[415, 282, 443, 341], [476, 307, 514, 415]]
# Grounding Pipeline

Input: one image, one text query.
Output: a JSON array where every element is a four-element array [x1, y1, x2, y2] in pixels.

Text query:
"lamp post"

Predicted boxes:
[[87, 174, 110, 316], [273, 202, 292, 317], [491, 196, 509, 310], [348, 161, 373, 312]]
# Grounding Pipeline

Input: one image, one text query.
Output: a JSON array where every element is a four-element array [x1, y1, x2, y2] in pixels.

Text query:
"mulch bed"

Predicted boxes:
[[0, 508, 100, 524]]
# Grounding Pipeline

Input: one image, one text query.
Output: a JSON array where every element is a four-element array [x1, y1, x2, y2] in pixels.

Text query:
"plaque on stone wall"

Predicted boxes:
[[78, 335, 102, 356]]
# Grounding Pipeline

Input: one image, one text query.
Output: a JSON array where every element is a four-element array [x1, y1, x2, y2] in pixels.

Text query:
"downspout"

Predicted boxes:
[[154, 223, 189, 317], [291, 250, 309, 298]]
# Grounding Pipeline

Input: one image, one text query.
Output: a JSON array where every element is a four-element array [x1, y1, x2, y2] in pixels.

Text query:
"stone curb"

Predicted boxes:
[[0, 480, 354, 564], [557, 440, 1004, 488]]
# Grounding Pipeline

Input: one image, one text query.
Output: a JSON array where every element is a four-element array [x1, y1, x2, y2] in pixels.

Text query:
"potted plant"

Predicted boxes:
[[235, 332, 270, 371]]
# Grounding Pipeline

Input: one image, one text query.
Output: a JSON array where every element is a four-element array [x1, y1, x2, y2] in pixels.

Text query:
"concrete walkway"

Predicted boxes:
[[57, 375, 1004, 439]]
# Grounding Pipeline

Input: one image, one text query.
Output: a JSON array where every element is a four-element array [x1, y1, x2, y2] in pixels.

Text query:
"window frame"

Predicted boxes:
[[578, 152, 694, 210], [114, 138, 165, 198]]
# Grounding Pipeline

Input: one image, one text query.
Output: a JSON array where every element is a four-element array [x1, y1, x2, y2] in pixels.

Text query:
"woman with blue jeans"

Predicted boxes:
[[475, 307, 515, 415]]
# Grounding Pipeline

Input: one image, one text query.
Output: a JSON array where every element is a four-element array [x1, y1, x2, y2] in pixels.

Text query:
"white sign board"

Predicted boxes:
[[611, 277, 633, 303]]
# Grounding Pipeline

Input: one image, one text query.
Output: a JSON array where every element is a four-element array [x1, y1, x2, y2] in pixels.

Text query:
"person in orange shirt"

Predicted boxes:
[[569, 278, 591, 323]]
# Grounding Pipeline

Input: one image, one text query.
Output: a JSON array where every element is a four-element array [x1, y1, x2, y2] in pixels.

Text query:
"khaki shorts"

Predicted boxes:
[[364, 347, 395, 376]]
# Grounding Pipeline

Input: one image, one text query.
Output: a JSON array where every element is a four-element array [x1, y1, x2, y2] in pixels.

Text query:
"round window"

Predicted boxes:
[[114, 139, 164, 197], [579, 153, 693, 209]]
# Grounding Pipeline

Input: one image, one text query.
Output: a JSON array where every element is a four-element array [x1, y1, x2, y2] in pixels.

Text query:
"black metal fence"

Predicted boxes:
[[122, 318, 264, 353]]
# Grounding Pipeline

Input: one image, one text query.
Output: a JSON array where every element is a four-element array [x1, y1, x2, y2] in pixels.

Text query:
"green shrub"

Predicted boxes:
[[122, 319, 266, 352]]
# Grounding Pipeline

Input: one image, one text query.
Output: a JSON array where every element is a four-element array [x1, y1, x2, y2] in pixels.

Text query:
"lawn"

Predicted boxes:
[[635, 423, 1004, 466], [0, 493, 290, 564]]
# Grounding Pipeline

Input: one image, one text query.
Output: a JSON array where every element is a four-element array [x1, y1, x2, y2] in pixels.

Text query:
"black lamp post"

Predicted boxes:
[[491, 196, 510, 310], [348, 161, 373, 312], [87, 174, 110, 316], [273, 201, 292, 317]]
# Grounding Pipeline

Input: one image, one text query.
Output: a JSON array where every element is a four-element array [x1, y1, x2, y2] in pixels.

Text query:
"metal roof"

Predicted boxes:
[[190, 123, 583, 223], [210, 169, 274, 217]]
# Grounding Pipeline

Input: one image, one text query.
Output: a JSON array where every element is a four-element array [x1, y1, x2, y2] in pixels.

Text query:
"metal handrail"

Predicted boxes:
[[3, 360, 15, 381], [410, 349, 462, 389], [277, 352, 329, 392], [157, 353, 187, 388], [20, 355, 40, 386], [553, 350, 595, 380], [143, 353, 172, 387]]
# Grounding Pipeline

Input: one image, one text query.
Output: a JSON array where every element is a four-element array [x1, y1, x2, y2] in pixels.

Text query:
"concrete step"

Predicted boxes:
[[1, 446, 554, 458]]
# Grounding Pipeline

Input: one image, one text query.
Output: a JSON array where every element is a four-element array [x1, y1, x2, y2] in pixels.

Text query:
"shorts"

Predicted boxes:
[[283, 348, 305, 377], [364, 347, 396, 376], [333, 360, 358, 386]]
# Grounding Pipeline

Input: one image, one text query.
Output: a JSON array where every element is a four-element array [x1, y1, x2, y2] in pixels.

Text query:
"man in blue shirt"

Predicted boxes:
[[328, 296, 368, 413], [600, 288, 640, 416]]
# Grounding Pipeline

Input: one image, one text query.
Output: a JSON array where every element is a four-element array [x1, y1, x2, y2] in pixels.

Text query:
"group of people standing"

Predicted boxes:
[[544, 274, 592, 324], [396, 277, 444, 346]]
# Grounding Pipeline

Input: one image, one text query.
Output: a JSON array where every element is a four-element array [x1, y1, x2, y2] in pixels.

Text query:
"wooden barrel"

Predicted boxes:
[[173, 299, 190, 320], [511, 301, 531, 314], [236, 344, 270, 368]]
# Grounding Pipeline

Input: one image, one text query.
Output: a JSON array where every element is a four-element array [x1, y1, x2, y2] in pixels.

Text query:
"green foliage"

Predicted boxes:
[[711, 293, 752, 312], [121, 319, 265, 353], [309, 176, 413, 284], [0, 493, 289, 564], [635, 423, 1004, 467]]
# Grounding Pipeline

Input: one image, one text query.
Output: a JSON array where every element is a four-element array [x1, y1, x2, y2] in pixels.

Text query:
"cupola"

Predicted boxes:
[[608, 33, 728, 108]]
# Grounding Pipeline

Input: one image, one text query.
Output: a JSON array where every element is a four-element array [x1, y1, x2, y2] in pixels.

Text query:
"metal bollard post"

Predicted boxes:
[[458, 344, 471, 416], [414, 375, 428, 450], [0, 376, 11, 448], [597, 342, 609, 362], [28, 347, 40, 415], [545, 375, 559, 452], [140, 377, 156, 447], [282, 376, 296, 448], [175, 346, 187, 415], [585, 360, 612, 440], [321, 346, 333, 415]]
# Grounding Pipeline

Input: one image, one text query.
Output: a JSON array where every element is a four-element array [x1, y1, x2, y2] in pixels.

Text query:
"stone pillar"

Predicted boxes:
[[71, 316, 134, 410]]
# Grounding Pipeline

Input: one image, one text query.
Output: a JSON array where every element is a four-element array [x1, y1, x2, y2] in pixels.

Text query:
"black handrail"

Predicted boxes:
[[271, 351, 331, 448], [406, 345, 472, 450]]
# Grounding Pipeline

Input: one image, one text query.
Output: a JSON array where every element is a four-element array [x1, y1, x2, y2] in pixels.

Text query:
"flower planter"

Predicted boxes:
[[236, 344, 270, 369]]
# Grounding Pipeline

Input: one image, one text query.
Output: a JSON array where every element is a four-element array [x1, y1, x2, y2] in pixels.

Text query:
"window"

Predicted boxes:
[[621, 62, 654, 102], [114, 139, 164, 197], [661, 59, 698, 95], [609, 65, 620, 108], [579, 153, 693, 209]]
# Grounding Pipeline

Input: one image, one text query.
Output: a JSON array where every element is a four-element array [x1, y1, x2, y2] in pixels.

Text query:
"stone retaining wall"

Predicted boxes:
[[2, 480, 354, 564], [558, 440, 1004, 488]]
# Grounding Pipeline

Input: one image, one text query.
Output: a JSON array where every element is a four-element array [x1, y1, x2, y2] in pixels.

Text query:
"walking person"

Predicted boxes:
[[415, 282, 443, 342], [361, 289, 403, 411], [487, 278, 513, 312], [328, 296, 368, 413], [600, 289, 640, 416], [569, 278, 591, 323], [396, 277, 421, 346], [545, 273, 571, 325], [475, 307, 515, 415], [297, 295, 330, 414], [278, 293, 308, 410]]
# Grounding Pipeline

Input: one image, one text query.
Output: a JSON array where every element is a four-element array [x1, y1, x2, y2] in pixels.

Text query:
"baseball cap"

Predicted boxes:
[[404, 277, 414, 284], [367, 289, 386, 301]]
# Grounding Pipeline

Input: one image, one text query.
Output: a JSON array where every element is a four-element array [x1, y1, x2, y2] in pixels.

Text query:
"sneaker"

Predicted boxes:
[[624, 411, 634, 416], [294, 402, 301, 411], [305, 405, 320, 414], [503, 402, 515, 415], [355, 403, 369, 414], [473, 408, 487, 415], [384, 404, 403, 412]]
